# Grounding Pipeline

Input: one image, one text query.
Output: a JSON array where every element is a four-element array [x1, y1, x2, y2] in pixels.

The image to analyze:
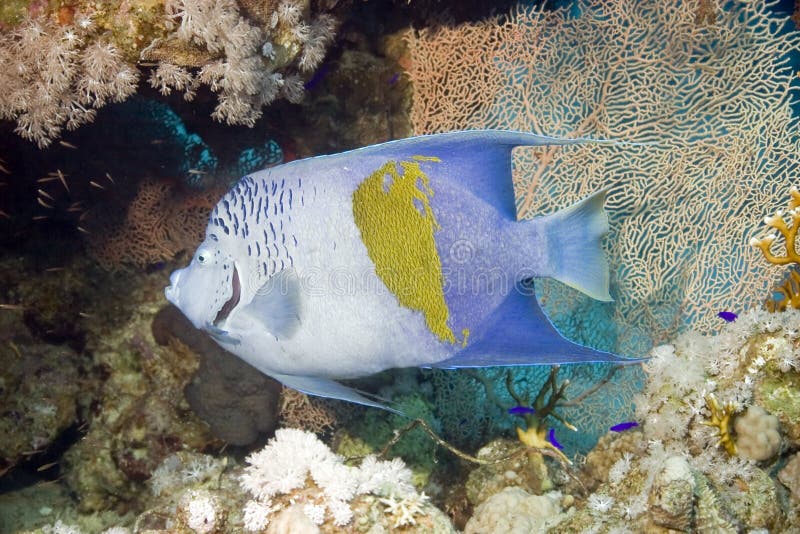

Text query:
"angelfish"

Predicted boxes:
[[165, 130, 642, 412]]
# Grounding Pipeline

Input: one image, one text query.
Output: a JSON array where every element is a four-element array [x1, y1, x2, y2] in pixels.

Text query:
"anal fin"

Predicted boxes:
[[269, 372, 405, 415], [432, 281, 645, 369]]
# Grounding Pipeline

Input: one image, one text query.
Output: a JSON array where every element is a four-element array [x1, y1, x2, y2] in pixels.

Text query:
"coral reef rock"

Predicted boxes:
[[465, 438, 553, 507], [464, 487, 565, 534], [647, 456, 695, 531]]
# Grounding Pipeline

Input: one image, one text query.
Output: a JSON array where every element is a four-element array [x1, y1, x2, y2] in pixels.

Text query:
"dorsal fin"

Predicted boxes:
[[356, 130, 592, 220]]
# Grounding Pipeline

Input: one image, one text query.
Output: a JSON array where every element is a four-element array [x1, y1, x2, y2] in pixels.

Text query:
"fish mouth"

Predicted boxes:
[[213, 264, 241, 326], [165, 270, 181, 303]]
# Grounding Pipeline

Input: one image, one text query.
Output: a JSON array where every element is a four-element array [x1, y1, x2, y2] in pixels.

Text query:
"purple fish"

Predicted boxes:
[[548, 427, 563, 450], [609, 421, 639, 432], [507, 405, 535, 416], [388, 72, 400, 85], [717, 311, 737, 322]]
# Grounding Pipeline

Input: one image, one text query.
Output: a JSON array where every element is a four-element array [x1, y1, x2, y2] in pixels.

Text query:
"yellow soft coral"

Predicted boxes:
[[701, 394, 738, 456]]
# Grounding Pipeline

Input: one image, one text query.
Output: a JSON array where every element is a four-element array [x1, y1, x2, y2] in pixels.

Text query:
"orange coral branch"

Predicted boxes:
[[751, 186, 800, 265]]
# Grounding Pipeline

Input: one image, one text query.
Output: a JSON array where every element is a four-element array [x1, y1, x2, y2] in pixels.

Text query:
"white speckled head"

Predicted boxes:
[[165, 236, 240, 331]]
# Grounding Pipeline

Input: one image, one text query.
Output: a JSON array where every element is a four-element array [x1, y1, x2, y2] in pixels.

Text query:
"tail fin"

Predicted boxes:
[[539, 189, 612, 301]]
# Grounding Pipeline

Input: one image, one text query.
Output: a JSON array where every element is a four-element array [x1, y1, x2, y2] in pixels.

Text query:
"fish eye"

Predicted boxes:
[[196, 248, 212, 265]]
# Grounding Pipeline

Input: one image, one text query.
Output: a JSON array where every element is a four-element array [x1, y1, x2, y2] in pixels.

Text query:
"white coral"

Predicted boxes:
[[159, 0, 336, 126], [242, 499, 274, 532], [181, 490, 219, 534], [464, 488, 564, 533], [240, 429, 423, 528], [0, 18, 138, 147], [587, 492, 615, 514], [42, 522, 83, 534], [379, 492, 430, 528]]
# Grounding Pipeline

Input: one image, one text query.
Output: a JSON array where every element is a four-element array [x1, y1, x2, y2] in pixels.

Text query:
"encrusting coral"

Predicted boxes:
[[547, 307, 800, 532], [464, 487, 565, 534], [733, 405, 781, 461]]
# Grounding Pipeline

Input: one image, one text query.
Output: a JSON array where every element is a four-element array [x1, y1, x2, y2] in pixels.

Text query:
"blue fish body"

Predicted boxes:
[[165, 130, 643, 411]]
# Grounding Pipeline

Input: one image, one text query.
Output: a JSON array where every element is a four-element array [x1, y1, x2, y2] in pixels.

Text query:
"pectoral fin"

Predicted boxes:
[[269, 372, 404, 415], [243, 268, 303, 339], [204, 323, 241, 345]]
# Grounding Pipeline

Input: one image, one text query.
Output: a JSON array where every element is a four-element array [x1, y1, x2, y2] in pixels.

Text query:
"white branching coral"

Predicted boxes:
[[587, 492, 615, 514], [0, 18, 138, 147], [240, 428, 423, 528], [154, 0, 336, 126], [379, 492, 430, 528], [242, 499, 274, 532], [149, 452, 227, 497]]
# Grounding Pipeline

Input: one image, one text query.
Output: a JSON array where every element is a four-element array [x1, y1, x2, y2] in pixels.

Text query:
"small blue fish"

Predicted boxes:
[[609, 421, 639, 432], [548, 428, 563, 450], [165, 130, 644, 412], [717, 311, 737, 322], [507, 405, 535, 416], [388, 72, 400, 85]]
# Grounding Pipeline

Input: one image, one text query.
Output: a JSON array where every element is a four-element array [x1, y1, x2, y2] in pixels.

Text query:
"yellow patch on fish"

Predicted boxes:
[[352, 157, 457, 344]]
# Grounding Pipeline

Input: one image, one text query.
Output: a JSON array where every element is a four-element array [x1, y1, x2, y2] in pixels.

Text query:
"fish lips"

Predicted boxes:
[[165, 269, 181, 303]]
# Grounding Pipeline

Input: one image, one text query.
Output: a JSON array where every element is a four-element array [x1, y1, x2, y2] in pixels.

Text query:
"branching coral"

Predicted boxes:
[[147, 0, 337, 126], [85, 179, 224, 268], [766, 268, 800, 312], [277, 386, 337, 435], [0, 16, 139, 147], [751, 186, 800, 266], [239, 428, 441, 529], [751, 187, 800, 312], [504, 366, 576, 466]]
